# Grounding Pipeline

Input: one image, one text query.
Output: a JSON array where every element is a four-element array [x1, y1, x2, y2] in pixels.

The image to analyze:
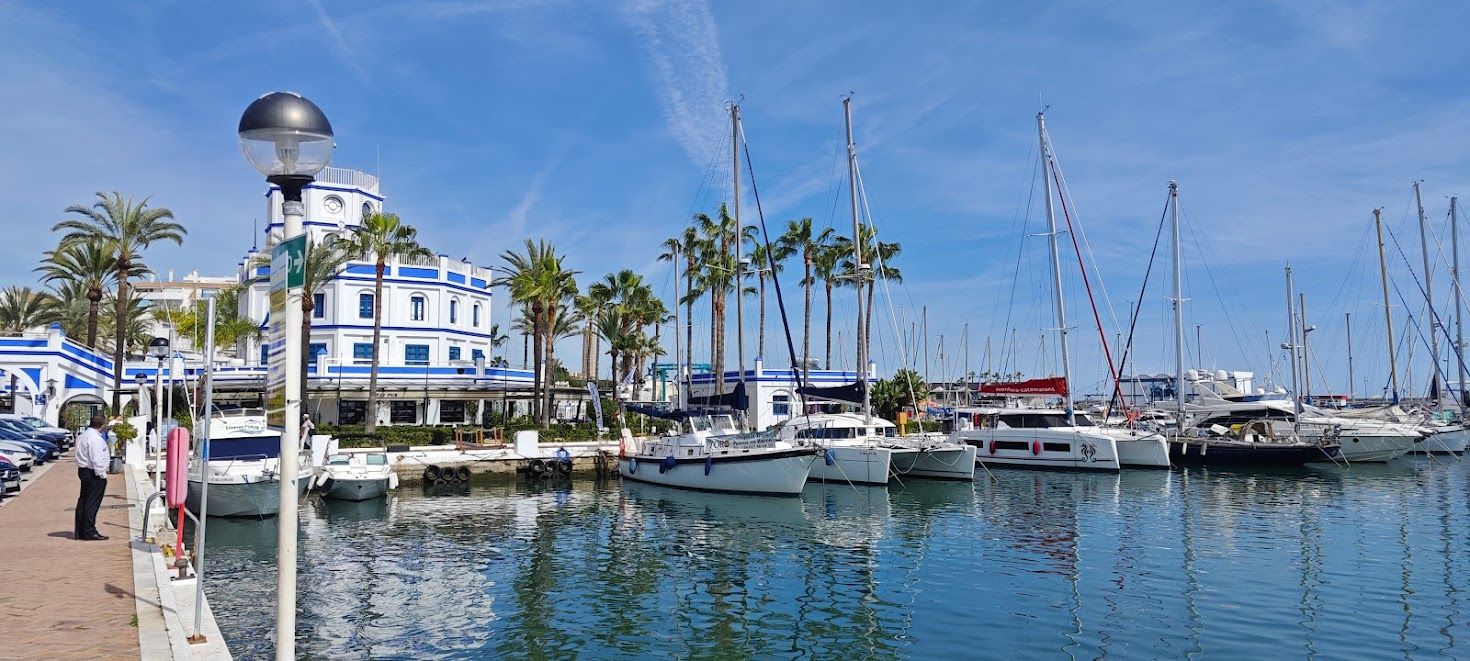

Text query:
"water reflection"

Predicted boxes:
[[203, 461, 1470, 659]]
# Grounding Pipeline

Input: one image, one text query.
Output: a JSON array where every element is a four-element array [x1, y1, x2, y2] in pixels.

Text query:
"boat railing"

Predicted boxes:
[[201, 453, 273, 477]]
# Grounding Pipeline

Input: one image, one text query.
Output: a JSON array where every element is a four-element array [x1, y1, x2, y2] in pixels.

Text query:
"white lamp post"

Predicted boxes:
[[238, 91, 334, 661], [147, 336, 169, 490]]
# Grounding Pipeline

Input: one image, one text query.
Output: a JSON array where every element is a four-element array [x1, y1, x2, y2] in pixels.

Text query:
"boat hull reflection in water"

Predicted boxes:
[[204, 462, 1470, 659]]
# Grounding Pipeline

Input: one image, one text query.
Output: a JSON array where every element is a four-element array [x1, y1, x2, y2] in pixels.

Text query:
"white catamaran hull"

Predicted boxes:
[[620, 450, 815, 496], [890, 444, 978, 480], [956, 429, 1121, 471], [806, 445, 896, 486], [1112, 433, 1171, 468], [322, 476, 392, 501]]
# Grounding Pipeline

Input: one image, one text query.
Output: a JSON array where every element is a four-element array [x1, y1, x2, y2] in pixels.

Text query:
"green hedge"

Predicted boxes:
[[320, 418, 608, 449]]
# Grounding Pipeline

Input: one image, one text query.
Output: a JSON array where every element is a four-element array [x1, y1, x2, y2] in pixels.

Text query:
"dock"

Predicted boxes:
[[0, 454, 231, 660]]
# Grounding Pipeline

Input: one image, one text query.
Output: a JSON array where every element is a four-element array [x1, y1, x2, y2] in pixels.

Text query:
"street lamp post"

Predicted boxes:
[[148, 337, 169, 490], [238, 91, 334, 661]]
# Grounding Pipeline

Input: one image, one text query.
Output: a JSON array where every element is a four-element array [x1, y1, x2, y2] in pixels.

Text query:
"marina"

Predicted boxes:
[[5, 3, 1470, 658], [200, 459, 1470, 659]]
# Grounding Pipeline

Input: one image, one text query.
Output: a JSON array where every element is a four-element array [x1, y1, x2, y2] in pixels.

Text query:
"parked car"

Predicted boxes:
[[0, 457, 20, 493], [0, 432, 55, 463], [0, 442, 39, 469], [0, 419, 67, 447], [0, 414, 73, 449], [0, 449, 31, 472]]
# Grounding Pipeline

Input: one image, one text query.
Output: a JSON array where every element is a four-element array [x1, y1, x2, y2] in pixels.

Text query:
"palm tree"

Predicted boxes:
[[693, 206, 738, 393], [812, 242, 844, 369], [348, 212, 433, 432], [36, 240, 134, 348], [0, 287, 59, 333], [97, 293, 152, 355], [168, 286, 261, 356], [658, 225, 704, 374], [836, 224, 902, 371], [254, 237, 355, 404], [745, 237, 791, 363], [54, 192, 184, 411], [496, 240, 579, 428], [778, 217, 833, 383]]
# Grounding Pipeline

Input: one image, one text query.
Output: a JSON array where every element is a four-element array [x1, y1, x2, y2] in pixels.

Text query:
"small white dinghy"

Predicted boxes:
[[316, 452, 398, 501]]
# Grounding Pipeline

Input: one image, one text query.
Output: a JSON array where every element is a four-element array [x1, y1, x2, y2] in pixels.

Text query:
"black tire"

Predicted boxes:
[[423, 465, 442, 483], [555, 459, 572, 475], [528, 458, 546, 475], [456, 466, 471, 482]]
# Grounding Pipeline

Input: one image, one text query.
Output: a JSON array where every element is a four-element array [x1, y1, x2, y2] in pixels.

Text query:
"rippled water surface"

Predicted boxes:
[[204, 458, 1470, 659]]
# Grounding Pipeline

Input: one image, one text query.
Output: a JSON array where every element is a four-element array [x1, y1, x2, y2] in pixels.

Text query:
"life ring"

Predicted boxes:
[[1032, 440, 1041, 456], [456, 466, 471, 482], [988, 440, 997, 455]]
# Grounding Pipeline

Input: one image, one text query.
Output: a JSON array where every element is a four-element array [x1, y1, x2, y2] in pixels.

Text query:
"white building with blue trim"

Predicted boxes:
[[234, 166, 532, 426]]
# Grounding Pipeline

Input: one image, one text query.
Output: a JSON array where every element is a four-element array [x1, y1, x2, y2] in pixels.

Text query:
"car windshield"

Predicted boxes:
[[366, 454, 387, 466], [21, 417, 47, 429]]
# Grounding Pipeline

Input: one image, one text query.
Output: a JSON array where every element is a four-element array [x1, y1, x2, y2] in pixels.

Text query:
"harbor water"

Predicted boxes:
[[204, 458, 1470, 658]]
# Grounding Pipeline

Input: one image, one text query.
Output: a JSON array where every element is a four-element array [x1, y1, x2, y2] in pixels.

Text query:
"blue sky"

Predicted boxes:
[[4, 0, 1470, 396]]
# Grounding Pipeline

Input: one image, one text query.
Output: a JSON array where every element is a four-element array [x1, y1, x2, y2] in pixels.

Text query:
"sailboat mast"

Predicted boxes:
[[1038, 112, 1075, 424], [673, 242, 683, 408], [1299, 293, 1312, 403], [1170, 181, 1185, 422], [1345, 312, 1354, 401], [1453, 196, 1465, 406], [1285, 265, 1303, 427], [1415, 181, 1440, 404], [1375, 208, 1399, 401], [732, 103, 745, 389], [843, 96, 871, 423]]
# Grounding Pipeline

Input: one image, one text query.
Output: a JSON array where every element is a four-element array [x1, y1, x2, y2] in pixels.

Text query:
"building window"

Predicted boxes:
[[308, 343, 327, 367], [312, 293, 325, 319], [471, 349, 485, 362], [441, 401, 466, 424], [472, 304, 481, 327], [353, 342, 374, 365], [410, 295, 426, 322], [362, 202, 373, 220], [773, 394, 791, 417], [448, 346, 461, 361], [339, 400, 367, 425], [390, 401, 417, 424], [450, 299, 459, 324], [259, 344, 270, 366], [405, 344, 429, 365], [359, 293, 374, 319]]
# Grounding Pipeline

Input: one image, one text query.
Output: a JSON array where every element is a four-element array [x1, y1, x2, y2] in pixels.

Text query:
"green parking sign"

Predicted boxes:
[[270, 234, 307, 292]]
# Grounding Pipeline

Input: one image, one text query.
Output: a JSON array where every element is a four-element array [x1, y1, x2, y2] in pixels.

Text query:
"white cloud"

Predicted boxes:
[[621, 0, 731, 167]]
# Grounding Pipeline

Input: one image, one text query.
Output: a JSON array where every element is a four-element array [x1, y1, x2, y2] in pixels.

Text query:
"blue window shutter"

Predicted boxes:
[[471, 349, 485, 361], [308, 343, 327, 366], [313, 293, 325, 319], [353, 343, 374, 364], [405, 344, 429, 365], [260, 344, 269, 366], [449, 346, 461, 360], [359, 293, 374, 319]]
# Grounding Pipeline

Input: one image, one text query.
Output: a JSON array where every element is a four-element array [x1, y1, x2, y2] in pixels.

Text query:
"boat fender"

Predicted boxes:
[[319, 477, 334, 493], [315, 472, 331, 488], [555, 447, 571, 464], [1032, 440, 1041, 456], [387, 473, 399, 490], [618, 437, 627, 458], [988, 440, 997, 455], [528, 458, 546, 475], [823, 449, 836, 466], [629, 457, 638, 474], [423, 465, 441, 483], [660, 455, 677, 474], [456, 466, 471, 482], [704, 456, 714, 475]]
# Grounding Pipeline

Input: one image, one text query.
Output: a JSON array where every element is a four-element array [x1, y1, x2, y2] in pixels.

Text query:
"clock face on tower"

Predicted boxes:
[[323, 196, 344, 214]]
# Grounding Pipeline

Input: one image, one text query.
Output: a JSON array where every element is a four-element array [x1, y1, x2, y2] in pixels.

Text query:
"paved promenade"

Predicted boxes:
[[0, 456, 140, 660]]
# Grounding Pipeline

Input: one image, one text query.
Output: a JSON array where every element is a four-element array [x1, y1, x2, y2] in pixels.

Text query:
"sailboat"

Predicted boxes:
[[950, 112, 1163, 470], [616, 103, 820, 496], [774, 97, 975, 484]]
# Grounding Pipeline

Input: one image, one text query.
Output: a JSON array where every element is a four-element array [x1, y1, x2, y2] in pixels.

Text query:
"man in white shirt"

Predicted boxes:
[[74, 414, 111, 541]]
